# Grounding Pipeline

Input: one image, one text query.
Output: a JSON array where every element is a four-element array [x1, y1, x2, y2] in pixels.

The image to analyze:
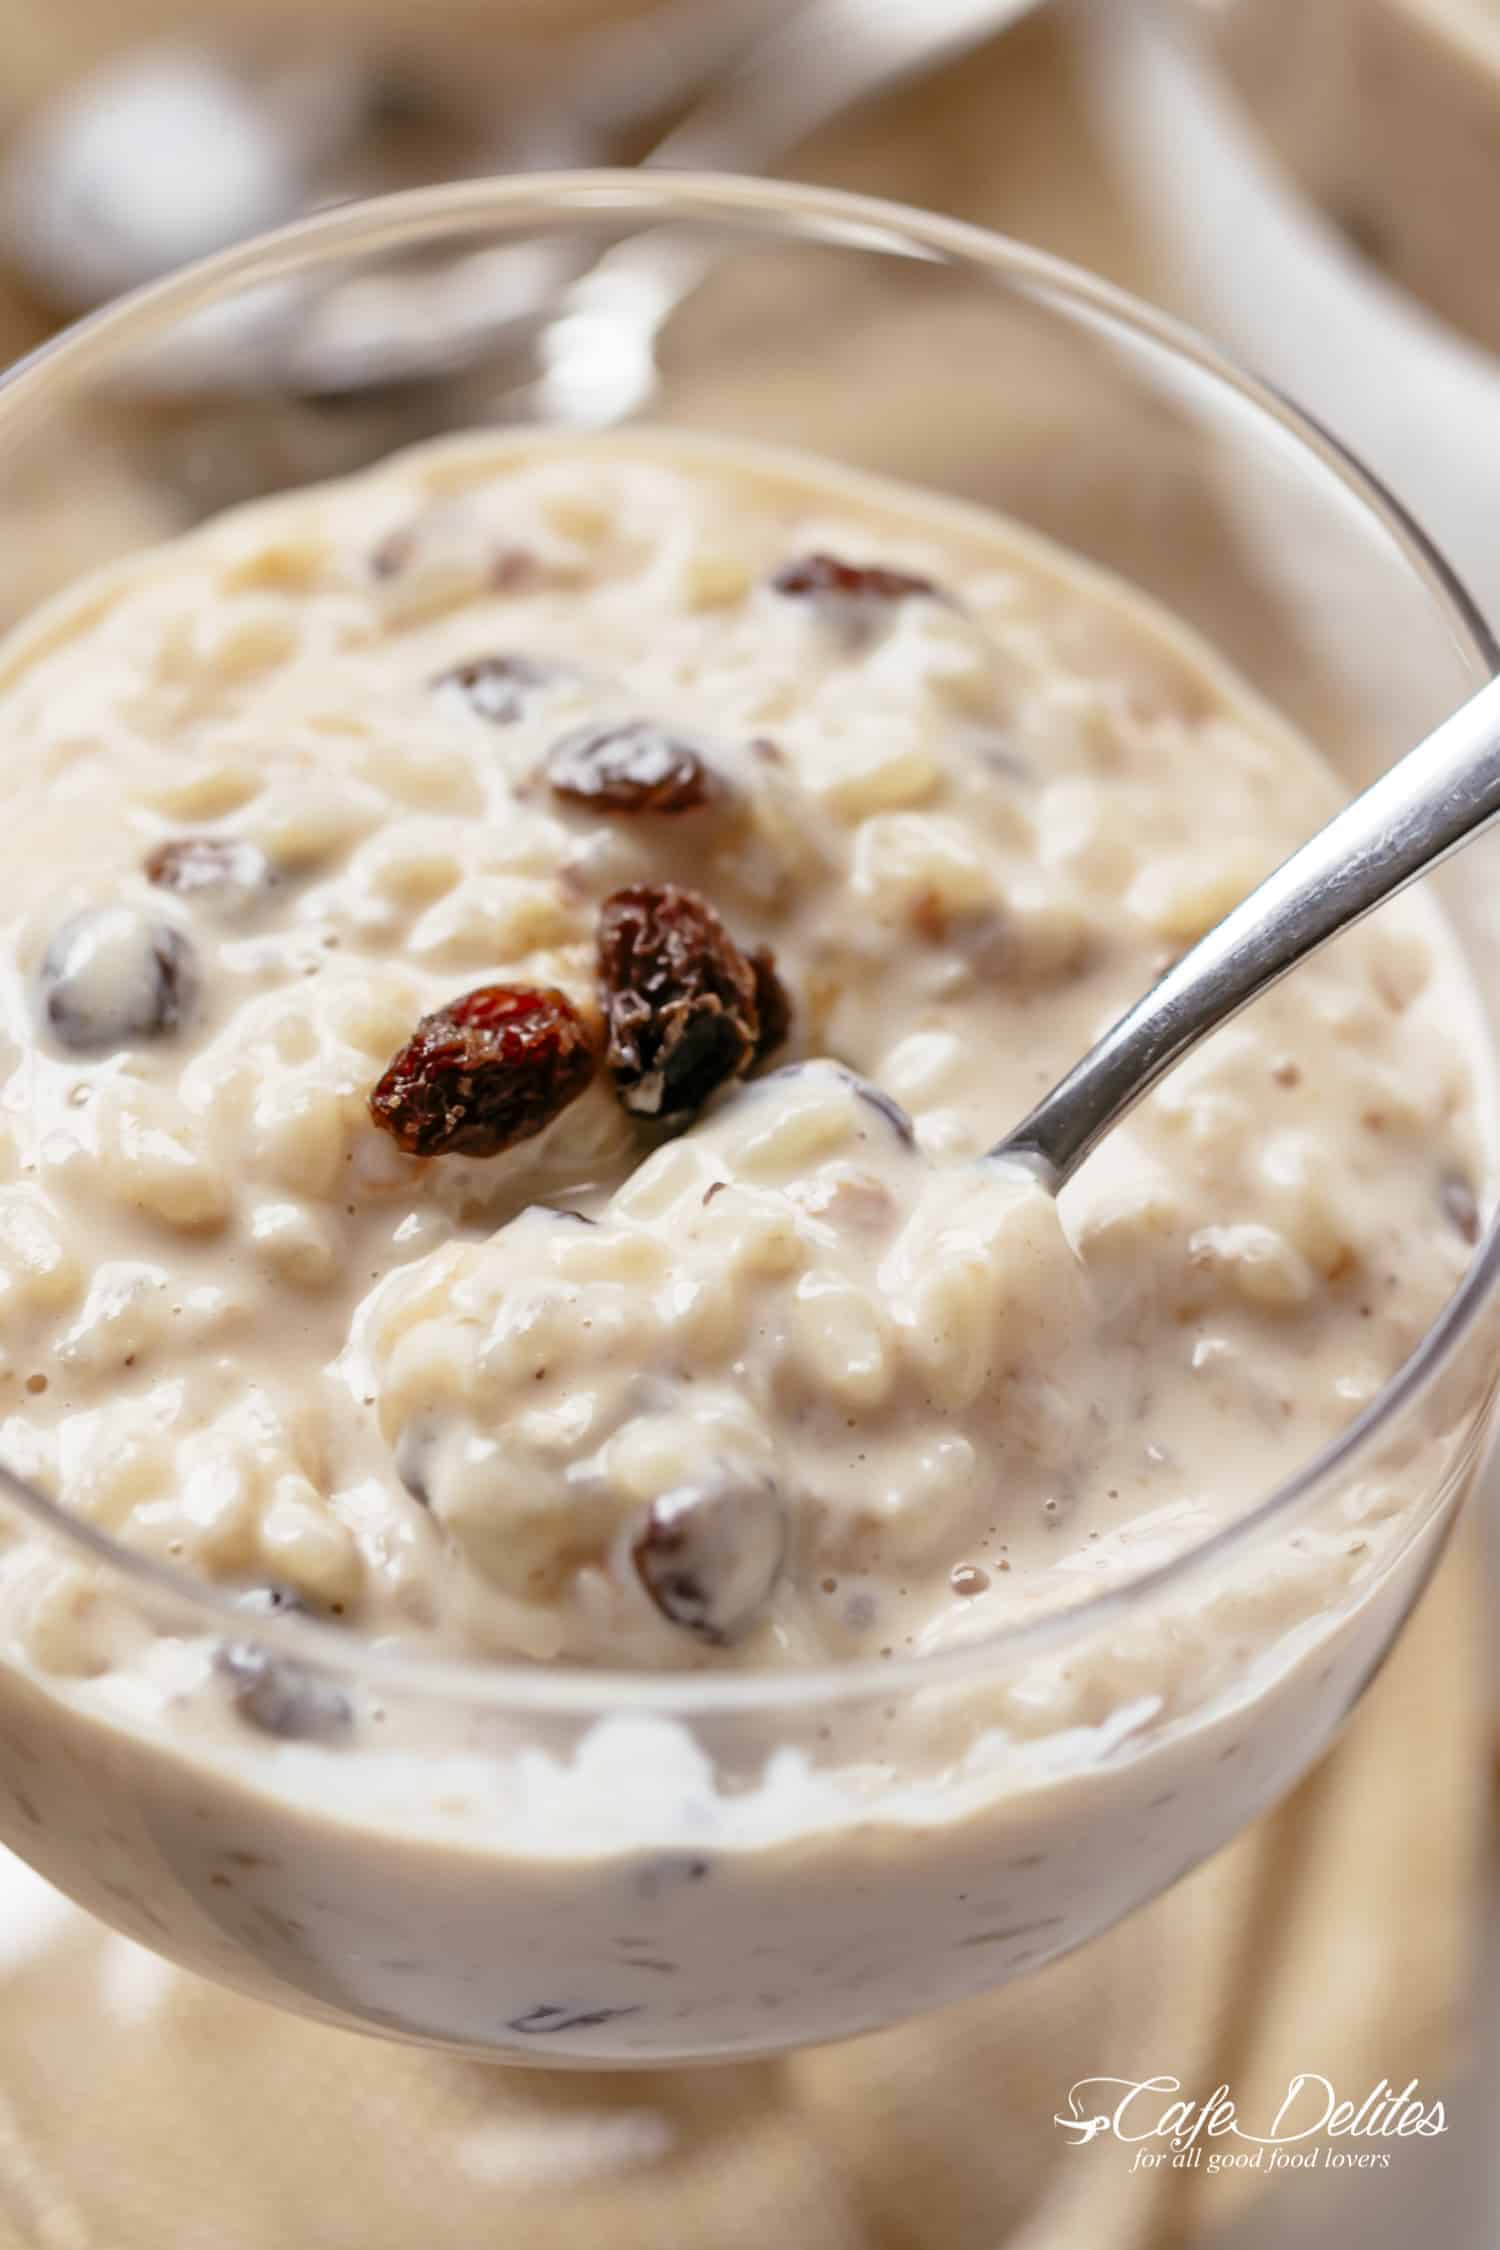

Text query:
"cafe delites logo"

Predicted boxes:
[[1054, 2074, 1448, 2177]]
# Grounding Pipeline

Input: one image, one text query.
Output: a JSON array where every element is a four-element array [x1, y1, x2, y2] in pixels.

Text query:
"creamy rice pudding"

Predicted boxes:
[[0, 429, 1485, 2057]]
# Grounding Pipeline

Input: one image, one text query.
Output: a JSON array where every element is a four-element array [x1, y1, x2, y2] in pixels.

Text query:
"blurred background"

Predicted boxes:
[[1, 1, 1500, 2245]]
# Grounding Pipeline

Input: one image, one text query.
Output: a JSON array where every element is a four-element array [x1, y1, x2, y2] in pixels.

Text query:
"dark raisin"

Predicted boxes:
[[770, 552, 942, 604], [597, 884, 778, 1122], [748, 948, 792, 1065], [506, 2004, 642, 2036], [631, 1481, 785, 1644], [38, 908, 197, 1053], [545, 720, 720, 815], [369, 984, 596, 1159], [146, 835, 273, 909], [1440, 1170, 1482, 1245], [214, 1644, 352, 1744], [430, 653, 562, 726]]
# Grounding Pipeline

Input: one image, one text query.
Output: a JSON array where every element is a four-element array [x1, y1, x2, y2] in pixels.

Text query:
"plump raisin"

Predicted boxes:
[[597, 885, 787, 1123], [214, 1643, 352, 1744], [631, 1480, 786, 1644], [749, 949, 792, 1065], [770, 552, 942, 604], [38, 908, 197, 1053], [146, 835, 273, 909], [370, 984, 596, 1159], [431, 653, 562, 726], [545, 721, 720, 815]]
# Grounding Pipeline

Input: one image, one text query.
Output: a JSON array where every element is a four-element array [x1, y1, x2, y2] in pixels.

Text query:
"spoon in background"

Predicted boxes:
[[0, 0, 1046, 412], [285, 0, 1049, 417], [0, 0, 805, 318], [989, 668, 1500, 1193]]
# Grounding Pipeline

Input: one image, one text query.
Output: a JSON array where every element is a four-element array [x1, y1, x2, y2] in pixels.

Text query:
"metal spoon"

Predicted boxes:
[[0, 3, 804, 319], [5, 0, 1044, 406], [993, 671, 1500, 1191], [288, 0, 1048, 417]]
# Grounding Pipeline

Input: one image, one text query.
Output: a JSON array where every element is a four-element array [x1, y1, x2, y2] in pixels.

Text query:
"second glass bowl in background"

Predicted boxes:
[[1186, 0, 1500, 360]]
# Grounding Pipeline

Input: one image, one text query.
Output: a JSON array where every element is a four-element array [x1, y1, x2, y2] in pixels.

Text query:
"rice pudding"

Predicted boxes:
[[0, 429, 1485, 2058]]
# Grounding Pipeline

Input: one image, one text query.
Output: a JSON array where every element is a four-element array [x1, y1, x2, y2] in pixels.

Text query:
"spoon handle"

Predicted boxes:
[[994, 670, 1500, 1191]]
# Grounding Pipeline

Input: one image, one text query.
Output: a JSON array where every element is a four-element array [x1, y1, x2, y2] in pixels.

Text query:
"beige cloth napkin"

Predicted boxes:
[[0, 10, 1490, 2247]]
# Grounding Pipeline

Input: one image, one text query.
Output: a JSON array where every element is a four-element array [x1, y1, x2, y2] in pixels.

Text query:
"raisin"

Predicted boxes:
[[748, 949, 792, 1065], [631, 1480, 785, 1644], [38, 908, 197, 1053], [214, 1643, 352, 1744], [770, 551, 942, 604], [545, 721, 719, 815], [369, 984, 596, 1159], [1440, 1170, 1482, 1245], [597, 885, 785, 1122], [431, 653, 562, 726], [146, 835, 273, 909]]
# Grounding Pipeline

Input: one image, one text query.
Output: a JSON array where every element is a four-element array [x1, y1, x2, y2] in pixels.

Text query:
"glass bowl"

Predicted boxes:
[[0, 173, 1495, 2068], [1184, 0, 1500, 361]]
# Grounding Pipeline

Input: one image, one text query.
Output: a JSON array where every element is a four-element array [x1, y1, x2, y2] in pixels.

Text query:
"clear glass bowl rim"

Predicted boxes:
[[0, 168, 1495, 1717]]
